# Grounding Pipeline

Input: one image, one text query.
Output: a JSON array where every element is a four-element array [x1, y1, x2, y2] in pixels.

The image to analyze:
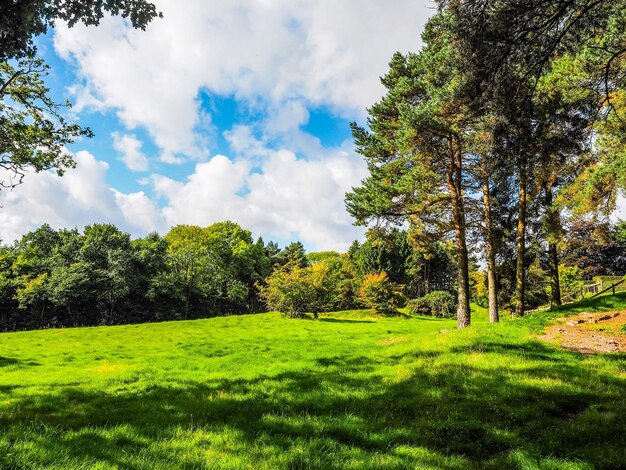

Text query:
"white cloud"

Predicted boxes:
[[223, 125, 270, 161], [25, 1, 436, 250], [112, 132, 149, 171], [0, 151, 164, 244], [53, 0, 434, 159], [152, 145, 368, 251], [0, 142, 367, 250]]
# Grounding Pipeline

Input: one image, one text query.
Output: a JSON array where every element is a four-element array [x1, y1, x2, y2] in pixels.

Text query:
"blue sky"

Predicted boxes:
[[0, 0, 434, 251]]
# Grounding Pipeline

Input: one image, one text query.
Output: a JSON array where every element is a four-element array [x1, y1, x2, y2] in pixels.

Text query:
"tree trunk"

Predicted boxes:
[[423, 261, 430, 296], [549, 242, 561, 306], [185, 287, 191, 320], [482, 177, 499, 323], [514, 151, 527, 317], [448, 137, 471, 329], [545, 185, 561, 307]]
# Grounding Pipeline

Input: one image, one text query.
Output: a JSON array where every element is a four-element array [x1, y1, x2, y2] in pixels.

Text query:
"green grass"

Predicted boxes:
[[1, 298, 626, 469]]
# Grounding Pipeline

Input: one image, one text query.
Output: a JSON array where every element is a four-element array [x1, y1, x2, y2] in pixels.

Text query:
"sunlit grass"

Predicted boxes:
[[1, 297, 626, 468]]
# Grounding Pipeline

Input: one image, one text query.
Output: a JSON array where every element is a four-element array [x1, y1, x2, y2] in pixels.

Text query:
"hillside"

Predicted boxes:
[[1, 298, 626, 469]]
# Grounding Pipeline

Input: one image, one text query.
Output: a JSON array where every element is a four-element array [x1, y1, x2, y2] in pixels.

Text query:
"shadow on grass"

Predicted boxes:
[[0, 357, 20, 367], [0, 356, 39, 368], [1, 340, 625, 468], [406, 315, 454, 322], [449, 341, 571, 363]]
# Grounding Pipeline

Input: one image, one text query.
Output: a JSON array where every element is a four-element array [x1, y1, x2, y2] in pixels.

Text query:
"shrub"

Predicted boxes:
[[407, 291, 457, 318], [357, 272, 401, 314]]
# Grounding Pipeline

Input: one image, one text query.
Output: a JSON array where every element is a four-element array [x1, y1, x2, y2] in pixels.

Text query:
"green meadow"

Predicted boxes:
[[1, 297, 626, 469]]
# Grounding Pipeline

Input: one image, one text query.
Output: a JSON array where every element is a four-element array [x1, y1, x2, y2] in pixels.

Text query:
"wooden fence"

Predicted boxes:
[[525, 275, 625, 314]]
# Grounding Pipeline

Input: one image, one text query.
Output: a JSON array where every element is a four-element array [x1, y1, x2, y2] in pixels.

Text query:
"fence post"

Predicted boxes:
[[613, 285, 616, 295]]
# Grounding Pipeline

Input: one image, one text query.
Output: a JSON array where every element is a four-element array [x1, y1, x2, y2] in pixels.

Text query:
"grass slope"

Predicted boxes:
[[1, 297, 626, 469]]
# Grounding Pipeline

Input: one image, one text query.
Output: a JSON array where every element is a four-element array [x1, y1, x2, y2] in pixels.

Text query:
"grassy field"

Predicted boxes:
[[1, 297, 626, 469]]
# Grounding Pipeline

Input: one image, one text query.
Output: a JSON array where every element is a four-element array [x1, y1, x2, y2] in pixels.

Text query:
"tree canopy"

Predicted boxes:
[[0, 0, 161, 60]]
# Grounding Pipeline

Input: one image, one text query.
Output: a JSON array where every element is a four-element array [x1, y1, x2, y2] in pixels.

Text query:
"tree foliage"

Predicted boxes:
[[346, 14, 474, 327], [346, 3, 626, 322], [0, 58, 92, 190], [0, 0, 160, 194], [356, 272, 402, 315], [0, 222, 278, 330], [259, 262, 331, 318], [406, 290, 457, 318], [0, 0, 161, 61]]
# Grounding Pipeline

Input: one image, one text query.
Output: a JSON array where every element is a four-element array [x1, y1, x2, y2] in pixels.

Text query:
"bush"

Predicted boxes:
[[357, 272, 401, 314], [406, 291, 457, 318]]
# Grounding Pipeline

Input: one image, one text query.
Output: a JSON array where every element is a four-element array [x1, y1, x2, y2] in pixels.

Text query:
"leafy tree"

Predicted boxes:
[[278, 241, 309, 268], [530, 53, 596, 308], [0, 0, 161, 61], [165, 225, 221, 319], [0, 0, 160, 193], [306, 251, 341, 264], [0, 58, 92, 191], [203, 221, 271, 312], [259, 262, 326, 318], [466, 115, 506, 322], [346, 14, 474, 328], [438, 0, 620, 316], [0, 222, 275, 330], [15, 273, 48, 321], [439, 0, 624, 109], [79, 224, 134, 323], [348, 229, 412, 287], [0, 247, 18, 328], [132, 233, 172, 321], [557, 265, 584, 301], [264, 240, 283, 267], [357, 272, 401, 315], [310, 252, 360, 311], [12, 224, 60, 275], [560, 220, 626, 278], [47, 261, 96, 325], [560, 88, 626, 221]]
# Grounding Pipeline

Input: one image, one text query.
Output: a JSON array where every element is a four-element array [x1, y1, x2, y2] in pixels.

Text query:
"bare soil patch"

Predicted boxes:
[[537, 310, 626, 354]]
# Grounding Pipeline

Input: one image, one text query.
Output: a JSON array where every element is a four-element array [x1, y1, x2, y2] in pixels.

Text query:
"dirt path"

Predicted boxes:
[[537, 310, 626, 354]]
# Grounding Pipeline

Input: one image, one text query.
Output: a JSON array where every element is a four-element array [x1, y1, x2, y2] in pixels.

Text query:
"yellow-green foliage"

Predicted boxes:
[[357, 272, 401, 314], [15, 273, 48, 309], [470, 270, 488, 308], [259, 262, 331, 317]]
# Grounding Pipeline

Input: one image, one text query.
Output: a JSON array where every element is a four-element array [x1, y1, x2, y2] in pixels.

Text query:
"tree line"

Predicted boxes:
[[0, 222, 456, 330], [2, 217, 623, 331], [346, 1, 626, 328]]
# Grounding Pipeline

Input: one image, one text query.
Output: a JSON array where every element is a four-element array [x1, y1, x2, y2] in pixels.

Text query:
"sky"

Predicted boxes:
[[0, 0, 436, 251]]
